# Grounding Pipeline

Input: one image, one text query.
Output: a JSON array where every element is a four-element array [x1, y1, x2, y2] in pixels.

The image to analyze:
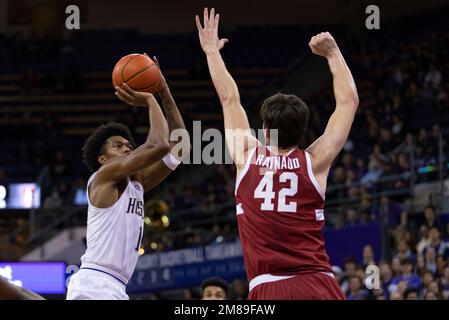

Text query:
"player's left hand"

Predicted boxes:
[[196, 7, 229, 54], [148, 54, 168, 93], [115, 83, 153, 107]]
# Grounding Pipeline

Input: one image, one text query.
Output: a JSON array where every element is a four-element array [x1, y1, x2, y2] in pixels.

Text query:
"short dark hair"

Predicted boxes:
[[404, 288, 419, 299], [400, 258, 413, 266], [425, 204, 436, 213], [423, 270, 434, 276], [348, 275, 361, 284], [201, 277, 229, 296], [260, 93, 309, 149], [344, 256, 358, 265], [82, 122, 135, 172]]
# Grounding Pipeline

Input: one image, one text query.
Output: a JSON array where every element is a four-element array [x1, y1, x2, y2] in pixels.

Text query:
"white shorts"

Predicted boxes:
[[66, 268, 129, 300]]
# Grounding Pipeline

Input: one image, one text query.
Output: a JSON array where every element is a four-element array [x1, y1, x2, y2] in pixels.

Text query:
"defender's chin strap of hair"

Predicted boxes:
[[162, 153, 181, 171]]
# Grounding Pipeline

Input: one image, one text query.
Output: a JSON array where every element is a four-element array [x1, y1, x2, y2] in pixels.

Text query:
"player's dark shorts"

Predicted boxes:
[[248, 272, 345, 300]]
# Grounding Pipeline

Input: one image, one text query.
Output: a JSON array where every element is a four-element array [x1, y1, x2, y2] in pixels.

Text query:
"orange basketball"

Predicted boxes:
[[112, 53, 160, 94]]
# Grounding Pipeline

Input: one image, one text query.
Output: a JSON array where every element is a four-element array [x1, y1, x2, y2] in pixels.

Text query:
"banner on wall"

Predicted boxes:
[[0, 262, 67, 294], [128, 241, 246, 293]]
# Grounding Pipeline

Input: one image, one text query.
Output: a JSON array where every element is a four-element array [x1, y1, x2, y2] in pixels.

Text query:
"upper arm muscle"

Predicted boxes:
[[307, 103, 356, 175], [96, 143, 168, 184], [221, 99, 260, 170]]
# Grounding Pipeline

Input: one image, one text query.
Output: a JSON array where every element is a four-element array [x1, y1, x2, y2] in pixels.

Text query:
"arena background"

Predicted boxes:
[[0, 0, 448, 300]]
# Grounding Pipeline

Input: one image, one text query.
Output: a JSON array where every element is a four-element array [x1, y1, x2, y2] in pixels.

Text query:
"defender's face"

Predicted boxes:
[[202, 286, 226, 300], [98, 136, 133, 165]]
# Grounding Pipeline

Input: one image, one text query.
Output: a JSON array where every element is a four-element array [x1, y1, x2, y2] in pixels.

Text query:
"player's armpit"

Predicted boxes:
[[306, 105, 357, 194], [306, 133, 334, 178], [307, 100, 357, 174]]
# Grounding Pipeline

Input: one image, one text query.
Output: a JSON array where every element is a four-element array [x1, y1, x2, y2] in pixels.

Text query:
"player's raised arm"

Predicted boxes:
[[95, 85, 169, 185], [196, 8, 260, 170], [306, 32, 359, 184], [152, 56, 191, 160], [128, 56, 191, 192]]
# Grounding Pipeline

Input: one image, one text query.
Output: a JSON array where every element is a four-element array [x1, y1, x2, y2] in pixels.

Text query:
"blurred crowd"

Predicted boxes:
[[306, 30, 449, 206], [337, 202, 449, 300], [166, 203, 448, 301]]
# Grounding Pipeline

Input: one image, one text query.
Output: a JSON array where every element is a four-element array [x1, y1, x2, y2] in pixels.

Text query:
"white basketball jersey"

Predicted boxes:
[[80, 172, 145, 285]]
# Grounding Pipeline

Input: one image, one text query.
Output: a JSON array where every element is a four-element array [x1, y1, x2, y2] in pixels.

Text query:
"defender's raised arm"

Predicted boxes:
[[306, 32, 359, 186], [196, 8, 259, 170]]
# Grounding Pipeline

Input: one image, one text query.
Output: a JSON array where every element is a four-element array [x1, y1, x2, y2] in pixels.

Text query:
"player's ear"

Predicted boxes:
[[98, 155, 107, 165], [263, 127, 269, 144]]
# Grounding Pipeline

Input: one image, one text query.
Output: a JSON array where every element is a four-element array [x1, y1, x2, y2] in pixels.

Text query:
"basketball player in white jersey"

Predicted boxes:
[[66, 57, 190, 300]]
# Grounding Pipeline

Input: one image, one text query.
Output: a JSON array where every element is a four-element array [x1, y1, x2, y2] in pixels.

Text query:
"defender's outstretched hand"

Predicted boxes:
[[309, 32, 339, 58], [195, 7, 228, 54], [115, 83, 154, 107]]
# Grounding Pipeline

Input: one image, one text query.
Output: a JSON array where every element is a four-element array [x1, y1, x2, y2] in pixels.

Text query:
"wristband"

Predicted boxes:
[[162, 153, 181, 170]]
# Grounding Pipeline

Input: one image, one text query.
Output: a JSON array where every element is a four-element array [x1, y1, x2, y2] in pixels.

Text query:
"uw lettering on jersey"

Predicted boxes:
[[80, 172, 145, 285], [235, 146, 332, 282]]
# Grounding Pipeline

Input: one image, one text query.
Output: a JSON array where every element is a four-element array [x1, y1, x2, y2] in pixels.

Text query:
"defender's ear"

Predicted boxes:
[[263, 128, 270, 144]]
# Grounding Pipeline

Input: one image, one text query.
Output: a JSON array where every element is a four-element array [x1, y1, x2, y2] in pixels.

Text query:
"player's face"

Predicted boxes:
[[425, 208, 435, 220], [444, 268, 449, 280], [406, 292, 418, 300], [202, 286, 226, 300], [104, 136, 134, 158], [425, 292, 437, 300], [401, 263, 412, 274]]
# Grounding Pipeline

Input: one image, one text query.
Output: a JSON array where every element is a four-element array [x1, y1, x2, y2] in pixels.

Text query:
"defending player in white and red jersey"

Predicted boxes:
[[196, 8, 359, 299]]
